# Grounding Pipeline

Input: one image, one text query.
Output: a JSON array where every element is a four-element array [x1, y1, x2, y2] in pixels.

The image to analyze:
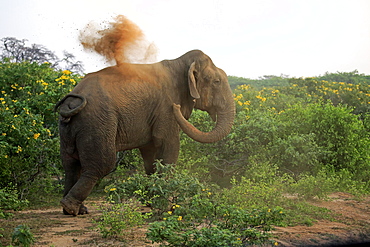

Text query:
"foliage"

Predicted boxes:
[[103, 162, 283, 245], [317, 70, 370, 85], [93, 199, 151, 238], [0, 186, 28, 219], [105, 161, 205, 213], [180, 75, 370, 194], [11, 224, 35, 247], [147, 192, 283, 246], [0, 60, 81, 201]]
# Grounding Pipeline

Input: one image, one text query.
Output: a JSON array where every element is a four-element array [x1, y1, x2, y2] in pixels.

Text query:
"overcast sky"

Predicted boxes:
[[1, 0, 370, 78]]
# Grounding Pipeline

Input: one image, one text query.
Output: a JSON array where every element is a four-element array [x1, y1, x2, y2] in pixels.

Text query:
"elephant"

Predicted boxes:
[[55, 50, 235, 216]]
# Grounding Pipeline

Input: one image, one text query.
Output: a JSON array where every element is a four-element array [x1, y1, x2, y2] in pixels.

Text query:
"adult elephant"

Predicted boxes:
[[55, 50, 235, 216]]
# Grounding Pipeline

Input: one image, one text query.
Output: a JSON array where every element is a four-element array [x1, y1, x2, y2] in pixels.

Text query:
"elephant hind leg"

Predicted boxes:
[[61, 172, 99, 216], [61, 150, 116, 216], [139, 137, 180, 175], [61, 156, 88, 215], [139, 144, 157, 175]]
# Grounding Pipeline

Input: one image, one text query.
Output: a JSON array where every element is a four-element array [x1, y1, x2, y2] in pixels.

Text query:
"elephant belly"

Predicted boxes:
[[115, 125, 152, 151]]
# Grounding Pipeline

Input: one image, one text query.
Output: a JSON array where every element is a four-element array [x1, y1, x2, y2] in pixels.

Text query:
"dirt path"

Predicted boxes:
[[2, 192, 370, 246]]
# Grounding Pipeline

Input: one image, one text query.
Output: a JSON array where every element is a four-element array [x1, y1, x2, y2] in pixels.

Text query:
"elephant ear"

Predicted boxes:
[[188, 62, 200, 99]]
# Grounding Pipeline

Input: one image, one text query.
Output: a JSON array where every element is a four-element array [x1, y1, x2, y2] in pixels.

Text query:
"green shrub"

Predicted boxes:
[[0, 186, 28, 219], [147, 191, 284, 246], [93, 199, 151, 238], [268, 133, 323, 177], [11, 224, 35, 247], [0, 60, 81, 200], [278, 102, 370, 177], [105, 161, 205, 213]]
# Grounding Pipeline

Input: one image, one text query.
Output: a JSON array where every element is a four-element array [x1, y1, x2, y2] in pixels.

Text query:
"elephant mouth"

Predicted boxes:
[[208, 109, 217, 122]]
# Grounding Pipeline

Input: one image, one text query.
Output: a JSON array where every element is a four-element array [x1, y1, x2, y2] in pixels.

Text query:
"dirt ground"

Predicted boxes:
[[1, 192, 370, 247]]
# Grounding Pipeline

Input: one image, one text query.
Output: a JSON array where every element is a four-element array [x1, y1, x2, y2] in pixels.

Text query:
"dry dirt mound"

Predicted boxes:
[[3, 193, 370, 246], [274, 192, 370, 246]]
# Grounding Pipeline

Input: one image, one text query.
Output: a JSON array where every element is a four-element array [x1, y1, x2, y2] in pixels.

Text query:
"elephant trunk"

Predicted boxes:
[[173, 100, 235, 143]]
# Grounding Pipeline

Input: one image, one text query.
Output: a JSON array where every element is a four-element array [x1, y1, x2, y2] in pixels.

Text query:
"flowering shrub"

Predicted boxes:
[[103, 162, 284, 246], [93, 199, 151, 238], [179, 75, 370, 193], [105, 161, 205, 213], [0, 60, 81, 200]]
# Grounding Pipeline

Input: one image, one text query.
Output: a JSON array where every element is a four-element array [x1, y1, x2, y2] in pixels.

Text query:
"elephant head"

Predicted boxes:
[[173, 51, 235, 143]]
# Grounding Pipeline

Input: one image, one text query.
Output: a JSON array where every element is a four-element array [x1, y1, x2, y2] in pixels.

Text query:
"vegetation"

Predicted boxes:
[[0, 38, 369, 245], [11, 225, 35, 247]]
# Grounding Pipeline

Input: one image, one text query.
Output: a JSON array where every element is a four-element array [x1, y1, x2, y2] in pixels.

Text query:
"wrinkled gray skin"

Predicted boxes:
[[55, 50, 235, 216]]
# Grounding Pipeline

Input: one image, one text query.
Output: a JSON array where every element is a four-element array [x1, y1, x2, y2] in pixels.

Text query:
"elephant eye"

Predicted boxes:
[[214, 79, 221, 85]]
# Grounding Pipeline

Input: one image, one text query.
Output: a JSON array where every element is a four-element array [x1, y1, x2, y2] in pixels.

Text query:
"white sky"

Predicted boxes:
[[1, 0, 370, 78]]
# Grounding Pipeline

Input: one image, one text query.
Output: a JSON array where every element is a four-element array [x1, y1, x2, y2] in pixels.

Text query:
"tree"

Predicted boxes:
[[0, 37, 84, 74]]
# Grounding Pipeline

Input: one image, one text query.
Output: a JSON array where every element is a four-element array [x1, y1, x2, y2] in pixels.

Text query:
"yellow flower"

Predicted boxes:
[[163, 218, 167, 220], [46, 129, 52, 136], [11, 125, 16, 129], [2, 133, 6, 136], [268, 209, 271, 212], [177, 216, 183, 221], [14, 115, 18, 118], [16, 146, 22, 153], [167, 211, 172, 215], [62, 70, 72, 75], [33, 133, 40, 139], [1, 91, 5, 94], [4, 155, 8, 158], [109, 188, 117, 191], [0, 98, 4, 101], [256, 95, 267, 102], [274, 242, 279, 246]]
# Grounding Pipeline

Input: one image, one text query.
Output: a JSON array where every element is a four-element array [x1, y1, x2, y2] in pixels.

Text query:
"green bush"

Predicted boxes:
[[0, 60, 81, 202], [146, 191, 284, 246], [11, 224, 35, 247], [0, 186, 28, 219], [93, 199, 151, 238], [105, 161, 205, 213], [277, 102, 370, 176]]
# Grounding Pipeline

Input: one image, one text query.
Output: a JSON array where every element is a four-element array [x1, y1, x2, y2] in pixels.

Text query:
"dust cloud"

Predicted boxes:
[[79, 15, 157, 65]]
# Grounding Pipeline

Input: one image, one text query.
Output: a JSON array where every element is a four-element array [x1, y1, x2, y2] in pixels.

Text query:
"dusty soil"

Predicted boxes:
[[1, 192, 369, 247]]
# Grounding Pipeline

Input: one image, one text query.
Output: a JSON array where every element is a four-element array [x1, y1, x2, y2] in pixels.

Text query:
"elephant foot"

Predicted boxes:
[[61, 197, 83, 216], [63, 204, 89, 216]]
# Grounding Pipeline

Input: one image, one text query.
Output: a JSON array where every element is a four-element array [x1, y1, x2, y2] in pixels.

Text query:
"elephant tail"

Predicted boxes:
[[55, 94, 87, 123]]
